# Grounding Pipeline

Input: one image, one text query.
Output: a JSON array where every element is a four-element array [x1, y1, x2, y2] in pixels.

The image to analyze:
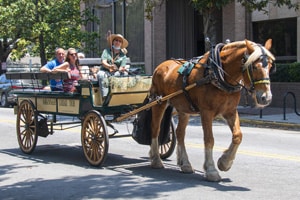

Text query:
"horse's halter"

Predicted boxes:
[[242, 46, 273, 93]]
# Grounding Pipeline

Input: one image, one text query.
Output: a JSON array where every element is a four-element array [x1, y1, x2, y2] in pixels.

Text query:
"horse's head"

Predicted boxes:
[[243, 39, 276, 108]]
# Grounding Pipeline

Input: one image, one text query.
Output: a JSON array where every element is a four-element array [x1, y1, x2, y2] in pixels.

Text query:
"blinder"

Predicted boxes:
[[260, 47, 276, 74]]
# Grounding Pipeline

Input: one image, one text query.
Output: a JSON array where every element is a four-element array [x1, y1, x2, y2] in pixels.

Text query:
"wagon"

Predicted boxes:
[[6, 59, 176, 166]]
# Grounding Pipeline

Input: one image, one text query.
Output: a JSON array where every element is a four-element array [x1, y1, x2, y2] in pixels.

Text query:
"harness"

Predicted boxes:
[[177, 43, 271, 112]]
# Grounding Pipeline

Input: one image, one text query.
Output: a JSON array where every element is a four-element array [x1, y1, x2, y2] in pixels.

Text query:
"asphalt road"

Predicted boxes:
[[0, 107, 300, 200]]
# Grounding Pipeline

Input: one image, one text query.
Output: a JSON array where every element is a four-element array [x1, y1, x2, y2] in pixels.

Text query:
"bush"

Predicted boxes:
[[270, 62, 300, 82]]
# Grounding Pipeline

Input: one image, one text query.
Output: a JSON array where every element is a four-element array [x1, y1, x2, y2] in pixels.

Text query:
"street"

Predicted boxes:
[[0, 107, 300, 200]]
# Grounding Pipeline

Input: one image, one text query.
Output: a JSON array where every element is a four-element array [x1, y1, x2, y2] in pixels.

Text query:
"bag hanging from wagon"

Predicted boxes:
[[132, 98, 173, 145]]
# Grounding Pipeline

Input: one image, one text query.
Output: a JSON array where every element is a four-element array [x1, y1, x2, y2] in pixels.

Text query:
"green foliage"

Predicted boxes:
[[271, 63, 300, 82], [0, 0, 100, 65], [145, 0, 299, 19], [190, 0, 299, 13]]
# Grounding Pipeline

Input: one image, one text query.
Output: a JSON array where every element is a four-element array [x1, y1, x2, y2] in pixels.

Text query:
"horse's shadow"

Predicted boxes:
[[0, 145, 250, 199]]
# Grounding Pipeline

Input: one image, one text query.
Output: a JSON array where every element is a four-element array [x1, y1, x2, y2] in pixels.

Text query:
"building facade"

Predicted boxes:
[[85, 0, 299, 74]]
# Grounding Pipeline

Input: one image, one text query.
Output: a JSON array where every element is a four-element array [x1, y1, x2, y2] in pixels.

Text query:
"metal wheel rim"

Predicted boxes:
[[1, 93, 7, 107]]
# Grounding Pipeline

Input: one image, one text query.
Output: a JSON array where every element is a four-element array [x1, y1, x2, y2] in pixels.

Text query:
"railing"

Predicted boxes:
[[283, 91, 300, 120], [6, 63, 41, 72]]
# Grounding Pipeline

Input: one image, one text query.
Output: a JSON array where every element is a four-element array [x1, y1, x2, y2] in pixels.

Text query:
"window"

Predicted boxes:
[[253, 18, 297, 63]]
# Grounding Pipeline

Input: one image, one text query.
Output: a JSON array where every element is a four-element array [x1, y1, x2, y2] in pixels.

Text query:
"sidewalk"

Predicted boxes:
[[237, 106, 300, 130]]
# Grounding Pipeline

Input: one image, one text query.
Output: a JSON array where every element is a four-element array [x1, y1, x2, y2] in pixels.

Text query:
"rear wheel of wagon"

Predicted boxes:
[[81, 110, 109, 166], [16, 100, 38, 154], [159, 119, 176, 159]]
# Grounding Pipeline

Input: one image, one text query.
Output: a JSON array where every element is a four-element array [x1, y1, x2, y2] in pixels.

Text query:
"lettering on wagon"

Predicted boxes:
[[36, 98, 56, 112], [58, 99, 76, 107], [58, 99, 79, 114], [43, 98, 56, 105]]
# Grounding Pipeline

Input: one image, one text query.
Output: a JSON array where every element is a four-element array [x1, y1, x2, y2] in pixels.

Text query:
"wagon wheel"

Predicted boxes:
[[159, 119, 176, 159], [81, 110, 109, 166], [16, 99, 38, 154]]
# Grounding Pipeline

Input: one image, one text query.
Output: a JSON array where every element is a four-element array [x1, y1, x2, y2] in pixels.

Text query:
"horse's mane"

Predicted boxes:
[[222, 40, 275, 68], [222, 41, 246, 50], [244, 42, 275, 68]]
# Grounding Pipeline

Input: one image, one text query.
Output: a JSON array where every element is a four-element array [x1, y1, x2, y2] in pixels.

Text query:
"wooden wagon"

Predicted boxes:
[[6, 59, 176, 166]]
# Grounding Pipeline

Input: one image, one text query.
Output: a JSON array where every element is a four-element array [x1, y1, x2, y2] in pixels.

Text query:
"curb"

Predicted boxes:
[[239, 118, 300, 131]]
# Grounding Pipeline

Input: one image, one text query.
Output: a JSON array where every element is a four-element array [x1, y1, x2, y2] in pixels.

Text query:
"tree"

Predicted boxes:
[[145, 0, 299, 50], [0, 0, 100, 73]]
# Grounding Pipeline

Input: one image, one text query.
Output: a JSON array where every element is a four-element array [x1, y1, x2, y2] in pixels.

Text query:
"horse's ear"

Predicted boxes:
[[264, 39, 272, 50], [245, 39, 255, 54]]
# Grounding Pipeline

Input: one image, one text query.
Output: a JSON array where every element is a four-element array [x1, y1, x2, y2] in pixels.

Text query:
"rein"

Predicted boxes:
[[208, 43, 243, 93]]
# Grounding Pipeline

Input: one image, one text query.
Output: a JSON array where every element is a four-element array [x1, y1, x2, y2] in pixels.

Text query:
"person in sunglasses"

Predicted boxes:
[[52, 48, 82, 92], [97, 33, 129, 99]]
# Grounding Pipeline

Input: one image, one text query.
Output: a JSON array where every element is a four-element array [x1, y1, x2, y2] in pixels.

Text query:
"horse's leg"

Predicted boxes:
[[201, 112, 222, 182], [176, 112, 194, 173], [217, 110, 243, 171], [149, 103, 167, 169]]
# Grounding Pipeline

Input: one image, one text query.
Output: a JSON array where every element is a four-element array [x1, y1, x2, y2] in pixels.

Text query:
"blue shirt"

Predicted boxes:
[[44, 59, 63, 90]]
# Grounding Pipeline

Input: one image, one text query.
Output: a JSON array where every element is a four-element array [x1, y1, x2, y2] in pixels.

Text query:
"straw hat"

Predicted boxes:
[[107, 34, 129, 49]]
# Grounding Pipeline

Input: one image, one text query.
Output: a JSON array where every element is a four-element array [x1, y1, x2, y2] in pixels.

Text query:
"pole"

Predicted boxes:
[[114, 83, 197, 122]]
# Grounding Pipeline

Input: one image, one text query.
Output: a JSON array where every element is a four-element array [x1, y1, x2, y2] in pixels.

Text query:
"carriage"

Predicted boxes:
[[7, 39, 276, 181], [6, 58, 176, 167]]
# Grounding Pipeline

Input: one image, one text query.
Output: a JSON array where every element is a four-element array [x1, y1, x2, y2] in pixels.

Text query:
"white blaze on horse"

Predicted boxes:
[[149, 39, 275, 181]]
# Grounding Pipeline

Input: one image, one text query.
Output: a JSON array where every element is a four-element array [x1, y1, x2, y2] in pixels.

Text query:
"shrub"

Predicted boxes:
[[270, 62, 300, 82]]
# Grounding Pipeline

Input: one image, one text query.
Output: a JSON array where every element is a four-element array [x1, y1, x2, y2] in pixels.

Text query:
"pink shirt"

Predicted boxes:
[[63, 65, 81, 92]]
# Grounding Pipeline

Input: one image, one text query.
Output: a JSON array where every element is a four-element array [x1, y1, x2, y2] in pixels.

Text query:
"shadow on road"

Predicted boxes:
[[0, 145, 250, 199]]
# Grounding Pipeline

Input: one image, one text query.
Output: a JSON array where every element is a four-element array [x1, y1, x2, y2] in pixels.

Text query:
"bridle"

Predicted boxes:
[[242, 46, 274, 93]]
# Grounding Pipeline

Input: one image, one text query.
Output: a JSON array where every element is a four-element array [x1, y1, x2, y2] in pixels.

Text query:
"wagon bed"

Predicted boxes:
[[6, 69, 176, 166]]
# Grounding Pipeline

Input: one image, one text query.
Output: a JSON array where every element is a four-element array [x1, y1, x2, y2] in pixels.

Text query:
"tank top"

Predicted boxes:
[[63, 64, 81, 92]]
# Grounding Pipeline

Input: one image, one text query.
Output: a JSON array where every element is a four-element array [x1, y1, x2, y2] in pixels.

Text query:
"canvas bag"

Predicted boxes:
[[132, 99, 173, 145]]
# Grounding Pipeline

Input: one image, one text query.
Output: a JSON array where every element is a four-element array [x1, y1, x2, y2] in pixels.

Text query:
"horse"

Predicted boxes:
[[148, 39, 275, 182]]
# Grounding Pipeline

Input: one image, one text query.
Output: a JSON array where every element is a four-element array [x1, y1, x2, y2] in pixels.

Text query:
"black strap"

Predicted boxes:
[[181, 62, 200, 112]]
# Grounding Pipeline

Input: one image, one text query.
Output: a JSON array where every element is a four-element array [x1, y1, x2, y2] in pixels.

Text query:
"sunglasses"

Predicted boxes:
[[69, 53, 77, 56], [114, 39, 122, 43]]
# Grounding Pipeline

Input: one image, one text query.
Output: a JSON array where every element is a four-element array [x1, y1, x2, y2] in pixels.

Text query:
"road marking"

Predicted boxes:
[[0, 119, 16, 123], [2, 118, 299, 162], [187, 143, 300, 162]]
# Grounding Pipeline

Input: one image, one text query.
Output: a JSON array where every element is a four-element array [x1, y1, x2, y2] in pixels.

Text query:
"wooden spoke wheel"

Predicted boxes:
[[16, 100, 38, 154], [81, 110, 109, 166], [159, 119, 176, 159]]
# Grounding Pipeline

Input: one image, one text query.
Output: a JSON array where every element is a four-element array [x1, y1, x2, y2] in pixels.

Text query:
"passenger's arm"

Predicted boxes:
[[40, 65, 51, 73], [52, 62, 70, 72]]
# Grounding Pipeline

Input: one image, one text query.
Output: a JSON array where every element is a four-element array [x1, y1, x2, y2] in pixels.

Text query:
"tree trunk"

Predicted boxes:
[[202, 8, 219, 51], [39, 33, 47, 66]]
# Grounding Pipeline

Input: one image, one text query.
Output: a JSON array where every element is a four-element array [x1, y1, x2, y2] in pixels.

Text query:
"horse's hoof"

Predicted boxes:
[[217, 157, 233, 171], [150, 160, 164, 169], [181, 165, 194, 173], [205, 170, 222, 182]]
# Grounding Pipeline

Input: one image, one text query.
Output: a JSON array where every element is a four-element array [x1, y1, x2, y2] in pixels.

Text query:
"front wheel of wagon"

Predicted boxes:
[[81, 110, 109, 166], [17, 100, 38, 154], [159, 119, 176, 159]]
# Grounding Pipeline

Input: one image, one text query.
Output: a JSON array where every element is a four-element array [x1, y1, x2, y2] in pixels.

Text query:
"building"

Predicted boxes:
[[85, 0, 299, 74]]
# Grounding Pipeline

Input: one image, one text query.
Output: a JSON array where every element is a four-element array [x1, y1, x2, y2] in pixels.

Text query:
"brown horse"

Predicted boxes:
[[149, 39, 275, 181]]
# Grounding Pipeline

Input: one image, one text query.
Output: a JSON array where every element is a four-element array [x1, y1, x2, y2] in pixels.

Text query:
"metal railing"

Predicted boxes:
[[283, 91, 300, 120]]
